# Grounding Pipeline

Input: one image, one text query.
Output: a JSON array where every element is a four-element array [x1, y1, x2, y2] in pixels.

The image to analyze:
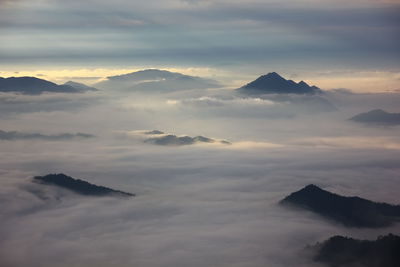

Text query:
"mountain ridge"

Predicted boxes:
[[238, 72, 322, 95], [280, 184, 400, 227], [95, 69, 220, 92], [312, 234, 400, 267], [350, 109, 400, 125], [33, 173, 134, 197], [0, 76, 93, 94]]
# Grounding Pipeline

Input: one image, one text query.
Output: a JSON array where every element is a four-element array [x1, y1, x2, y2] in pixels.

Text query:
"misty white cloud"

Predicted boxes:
[[289, 136, 400, 150], [1, 74, 400, 267], [164, 93, 336, 119], [1, 140, 400, 267], [0, 91, 102, 117]]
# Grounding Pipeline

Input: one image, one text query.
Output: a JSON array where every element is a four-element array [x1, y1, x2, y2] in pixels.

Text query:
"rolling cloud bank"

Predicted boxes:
[[0, 70, 400, 267]]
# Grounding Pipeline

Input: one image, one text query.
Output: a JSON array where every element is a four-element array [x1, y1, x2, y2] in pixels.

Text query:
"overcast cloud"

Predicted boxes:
[[0, 0, 399, 73], [1, 80, 400, 266]]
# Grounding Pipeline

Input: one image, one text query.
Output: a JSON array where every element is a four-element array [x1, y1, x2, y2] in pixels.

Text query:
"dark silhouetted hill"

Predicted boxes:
[[350, 109, 400, 125], [144, 134, 229, 146], [280, 184, 400, 227], [0, 130, 94, 141], [312, 234, 400, 267], [33, 173, 134, 197], [0, 77, 91, 94], [144, 130, 165, 135], [238, 72, 322, 95]]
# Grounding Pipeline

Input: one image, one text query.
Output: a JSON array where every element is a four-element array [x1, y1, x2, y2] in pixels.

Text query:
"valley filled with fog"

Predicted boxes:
[[1, 71, 400, 267]]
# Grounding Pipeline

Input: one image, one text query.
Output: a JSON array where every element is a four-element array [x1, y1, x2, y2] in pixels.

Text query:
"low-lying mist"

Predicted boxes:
[[1, 79, 400, 267]]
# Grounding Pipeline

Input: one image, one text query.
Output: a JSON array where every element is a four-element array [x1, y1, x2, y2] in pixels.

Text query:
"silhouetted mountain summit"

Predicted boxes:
[[238, 72, 322, 95], [312, 234, 400, 267], [280, 184, 400, 227], [350, 109, 400, 125], [106, 69, 187, 81], [144, 134, 230, 146], [144, 130, 165, 135], [0, 130, 94, 141], [0, 77, 92, 94], [33, 173, 134, 197], [95, 69, 220, 92]]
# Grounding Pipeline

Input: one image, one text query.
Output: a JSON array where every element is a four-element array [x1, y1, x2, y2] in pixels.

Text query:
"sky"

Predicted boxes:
[[0, 0, 399, 91]]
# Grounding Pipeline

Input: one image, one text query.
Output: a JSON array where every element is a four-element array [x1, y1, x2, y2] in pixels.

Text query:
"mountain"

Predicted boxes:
[[280, 184, 400, 227], [33, 173, 134, 197], [144, 134, 230, 146], [312, 234, 400, 267], [144, 130, 165, 135], [350, 109, 400, 125], [237, 72, 322, 95], [0, 130, 94, 141], [0, 77, 92, 94], [63, 81, 98, 92], [95, 69, 221, 92]]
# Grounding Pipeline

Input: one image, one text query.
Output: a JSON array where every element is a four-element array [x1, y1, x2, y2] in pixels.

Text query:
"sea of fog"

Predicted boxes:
[[1, 85, 400, 267]]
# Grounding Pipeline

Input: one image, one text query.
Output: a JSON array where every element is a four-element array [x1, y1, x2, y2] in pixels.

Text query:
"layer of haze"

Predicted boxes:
[[1, 79, 400, 267]]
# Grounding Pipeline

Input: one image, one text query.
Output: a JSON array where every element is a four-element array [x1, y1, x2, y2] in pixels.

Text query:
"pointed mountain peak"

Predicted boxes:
[[285, 184, 327, 198], [238, 72, 321, 95], [298, 80, 309, 86], [259, 72, 286, 81], [265, 72, 282, 78], [302, 184, 323, 192]]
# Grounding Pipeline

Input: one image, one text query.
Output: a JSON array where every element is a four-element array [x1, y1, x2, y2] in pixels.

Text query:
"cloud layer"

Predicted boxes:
[[0, 72, 400, 267], [0, 130, 94, 141], [1, 0, 399, 76]]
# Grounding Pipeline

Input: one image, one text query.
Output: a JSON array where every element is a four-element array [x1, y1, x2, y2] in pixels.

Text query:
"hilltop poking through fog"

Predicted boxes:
[[350, 109, 400, 126], [33, 173, 134, 197], [0, 77, 96, 94], [234, 72, 335, 113], [312, 234, 400, 267], [237, 72, 322, 95], [140, 130, 231, 146], [280, 184, 400, 228], [95, 69, 221, 92]]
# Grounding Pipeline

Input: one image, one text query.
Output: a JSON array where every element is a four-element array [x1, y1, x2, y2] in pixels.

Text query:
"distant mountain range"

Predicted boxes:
[[312, 234, 400, 267], [33, 173, 134, 197], [0, 130, 94, 141], [238, 72, 322, 95], [0, 77, 97, 94], [350, 109, 400, 125], [143, 130, 231, 146], [95, 69, 221, 92], [280, 184, 400, 227], [2, 71, 326, 96]]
